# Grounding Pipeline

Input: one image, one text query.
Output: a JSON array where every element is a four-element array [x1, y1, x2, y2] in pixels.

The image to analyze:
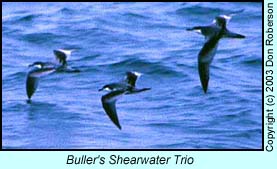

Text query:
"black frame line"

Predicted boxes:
[[1, 1, 264, 151]]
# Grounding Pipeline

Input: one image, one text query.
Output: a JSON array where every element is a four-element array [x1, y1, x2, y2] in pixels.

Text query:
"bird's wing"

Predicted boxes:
[[99, 83, 127, 92], [187, 26, 221, 41], [53, 49, 72, 66], [124, 71, 142, 87], [198, 36, 220, 93], [101, 90, 126, 130], [26, 75, 39, 99], [198, 61, 210, 94], [28, 67, 56, 77], [223, 29, 245, 39], [198, 35, 219, 63], [26, 67, 55, 99]]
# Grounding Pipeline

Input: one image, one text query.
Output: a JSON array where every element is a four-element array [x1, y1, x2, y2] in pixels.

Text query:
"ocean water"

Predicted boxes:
[[2, 2, 262, 149]]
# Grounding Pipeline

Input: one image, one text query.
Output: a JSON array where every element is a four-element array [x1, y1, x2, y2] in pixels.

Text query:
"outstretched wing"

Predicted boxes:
[[198, 61, 210, 93], [187, 26, 215, 36], [223, 29, 245, 39], [26, 67, 55, 99], [53, 49, 73, 66], [198, 35, 220, 93], [125, 71, 142, 87], [26, 75, 39, 99], [101, 90, 126, 130], [187, 26, 222, 42]]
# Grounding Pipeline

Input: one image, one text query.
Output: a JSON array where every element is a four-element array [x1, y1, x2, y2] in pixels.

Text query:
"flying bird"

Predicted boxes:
[[187, 10, 245, 93], [26, 49, 80, 101], [99, 71, 151, 130], [26, 62, 56, 102]]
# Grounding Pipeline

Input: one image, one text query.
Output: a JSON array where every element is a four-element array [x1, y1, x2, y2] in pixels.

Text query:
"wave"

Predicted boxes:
[[242, 57, 262, 65], [3, 13, 42, 24], [176, 6, 223, 16], [176, 5, 246, 18], [4, 71, 26, 81], [217, 54, 262, 66], [20, 32, 62, 45], [105, 57, 182, 76], [123, 12, 150, 20], [18, 14, 41, 22], [58, 7, 76, 15]]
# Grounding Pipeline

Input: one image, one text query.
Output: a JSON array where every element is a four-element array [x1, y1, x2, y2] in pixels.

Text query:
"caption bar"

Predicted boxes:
[[66, 154, 194, 166]]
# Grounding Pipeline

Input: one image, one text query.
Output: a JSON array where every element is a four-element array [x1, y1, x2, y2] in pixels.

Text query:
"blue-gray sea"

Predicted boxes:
[[2, 2, 262, 149]]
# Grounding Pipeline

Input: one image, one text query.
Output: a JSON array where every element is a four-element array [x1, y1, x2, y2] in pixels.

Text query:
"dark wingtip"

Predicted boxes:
[[240, 35, 246, 39], [117, 124, 122, 130], [225, 30, 246, 39], [112, 119, 122, 130], [186, 27, 193, 31], [201, 82, 208, 94], [27, 99, 32, 104], [235, 34, 246, 39]]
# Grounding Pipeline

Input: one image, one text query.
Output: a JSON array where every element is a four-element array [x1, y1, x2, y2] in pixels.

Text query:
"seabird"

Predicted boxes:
[[99, 71, 151, 130], [26, 62, 56, 102], [26, 49, 80, 101], [187, 10, 245, 93]]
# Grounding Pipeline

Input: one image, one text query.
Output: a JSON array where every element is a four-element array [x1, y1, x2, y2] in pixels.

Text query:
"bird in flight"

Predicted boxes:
[[99, 71, 151, 130], [187, 10, 245, 93], [26, 49, 80, 102]]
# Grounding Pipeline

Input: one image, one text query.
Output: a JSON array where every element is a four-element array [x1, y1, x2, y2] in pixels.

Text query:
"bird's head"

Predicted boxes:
[[28, 62, 44, 69], [98, 85, 111, 92]]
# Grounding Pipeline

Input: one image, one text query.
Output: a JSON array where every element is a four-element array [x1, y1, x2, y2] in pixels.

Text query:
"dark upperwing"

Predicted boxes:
[[101, 90, 126, 130]]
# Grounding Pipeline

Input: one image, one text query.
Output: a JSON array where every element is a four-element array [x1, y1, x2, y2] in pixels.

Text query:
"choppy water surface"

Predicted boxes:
[[2, 2, 262, 149]]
